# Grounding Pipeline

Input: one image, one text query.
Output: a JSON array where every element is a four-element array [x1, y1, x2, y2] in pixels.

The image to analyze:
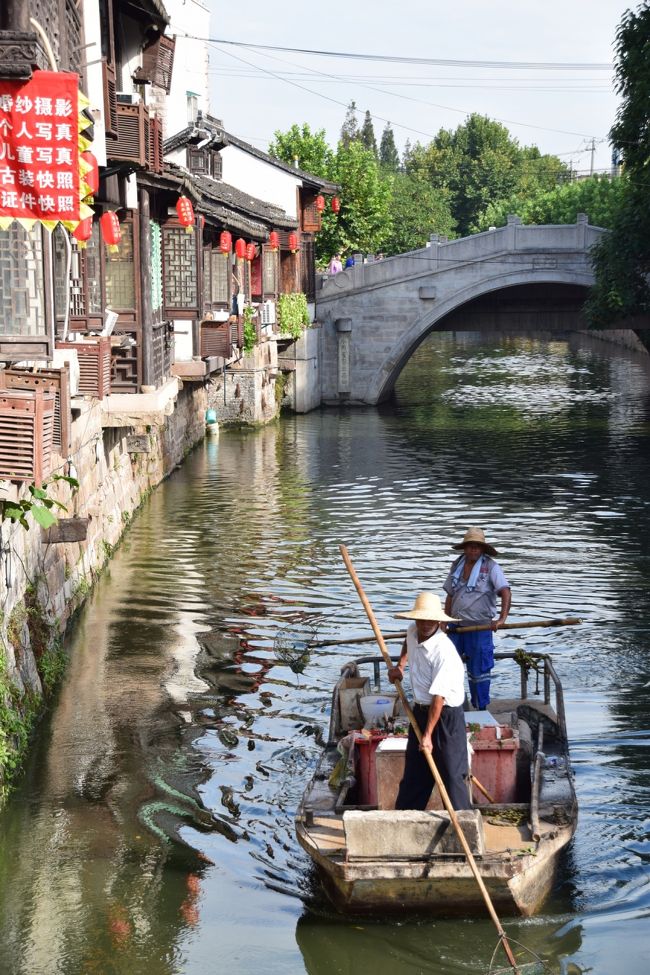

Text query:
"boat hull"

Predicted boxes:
[[297, 821, 575, 917]]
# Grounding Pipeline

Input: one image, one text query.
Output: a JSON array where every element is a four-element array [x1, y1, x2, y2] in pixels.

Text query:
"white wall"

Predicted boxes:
[[81, 0, 106, 166], [163, 0, 211, 138], [220, 145, 299, 218]]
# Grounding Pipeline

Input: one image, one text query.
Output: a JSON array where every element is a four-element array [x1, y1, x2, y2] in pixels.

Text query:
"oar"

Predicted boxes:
[[309, 617, 582, 648], [339, 544, 522, 975]]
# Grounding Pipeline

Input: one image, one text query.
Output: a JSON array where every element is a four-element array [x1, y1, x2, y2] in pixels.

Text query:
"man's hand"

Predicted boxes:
[[388, 665, 404, 684], [420, 734, 433, 753], [491, 618, 506, 631]]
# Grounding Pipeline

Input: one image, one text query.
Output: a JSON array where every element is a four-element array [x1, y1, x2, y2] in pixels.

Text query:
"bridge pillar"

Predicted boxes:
[[335, 317, 353, 399]]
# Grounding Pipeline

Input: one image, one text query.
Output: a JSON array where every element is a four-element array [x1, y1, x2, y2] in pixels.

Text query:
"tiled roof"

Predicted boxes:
[[223, 131, 339, 194]]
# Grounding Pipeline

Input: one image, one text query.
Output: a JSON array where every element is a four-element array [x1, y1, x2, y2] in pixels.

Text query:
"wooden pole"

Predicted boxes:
[[309, 617, 581, 648], [339, 545, 521, 975]]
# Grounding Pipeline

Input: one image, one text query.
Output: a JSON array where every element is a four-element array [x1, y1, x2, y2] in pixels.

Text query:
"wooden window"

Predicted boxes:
[[302, 194, 322, 233], [162, 224, 199, 318], [141, 33, 176, 94], [0, 224, 48, 356], [188, 148, 209, 174], [53, 224, 104, 333], [212, 152, 223, 180], [202, 247, 211, 314], [210, 251, 229, 305], [105, 220, 136, 312], [301, 237, 316, 302], [262, 246, 279, 297], [99, 0, 118, 138]]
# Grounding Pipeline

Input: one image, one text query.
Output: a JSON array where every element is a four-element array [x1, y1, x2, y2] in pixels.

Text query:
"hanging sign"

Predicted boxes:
[[0, 70, 91, 228]]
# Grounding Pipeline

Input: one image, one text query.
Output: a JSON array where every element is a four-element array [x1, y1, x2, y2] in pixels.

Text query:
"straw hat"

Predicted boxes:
[[452, 527, 499, 558], [395, 592, 458, 622]]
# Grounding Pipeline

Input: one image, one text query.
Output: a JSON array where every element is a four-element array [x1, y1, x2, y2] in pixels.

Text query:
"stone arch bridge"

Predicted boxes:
[[316, 215, 606, 404]]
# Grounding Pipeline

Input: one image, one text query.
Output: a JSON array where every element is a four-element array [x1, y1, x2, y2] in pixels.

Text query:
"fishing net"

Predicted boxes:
[[273, 621, 317, 674], [487, 934, 549, 975]]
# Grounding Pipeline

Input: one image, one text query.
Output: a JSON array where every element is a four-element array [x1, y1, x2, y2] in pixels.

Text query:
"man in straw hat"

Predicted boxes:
[[443, 528, 511, 710], [388, 592, 471, 811]]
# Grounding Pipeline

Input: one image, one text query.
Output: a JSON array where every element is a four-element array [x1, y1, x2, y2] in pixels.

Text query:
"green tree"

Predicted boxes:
[[406, 114, 567, 236], [268, 123, 334, 178], [382, 172, 455, 255], [318, 140, 392, 259], [379, 123, 400, 172], [340, 100, 360, 148], [587, 3, 650, 329], [475, 175, 628, 232], [360, 110, 377, 158]]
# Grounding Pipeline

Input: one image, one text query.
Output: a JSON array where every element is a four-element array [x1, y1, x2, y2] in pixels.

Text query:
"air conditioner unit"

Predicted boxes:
[[261, 300, 276, 326]]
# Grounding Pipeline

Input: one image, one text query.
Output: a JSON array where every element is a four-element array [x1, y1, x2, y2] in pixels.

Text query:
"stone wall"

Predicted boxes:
[[277, 325, 322, 414], [0, 380, 207, 800], [206, 336, 281, 426]]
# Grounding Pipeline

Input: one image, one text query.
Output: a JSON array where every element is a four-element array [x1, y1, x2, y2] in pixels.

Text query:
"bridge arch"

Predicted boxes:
[[316, 220, 607, 405], [373, 268, 595, 403]]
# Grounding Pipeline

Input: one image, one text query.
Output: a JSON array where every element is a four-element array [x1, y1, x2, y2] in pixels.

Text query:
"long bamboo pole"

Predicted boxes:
[[309, 616, 582, 648], [339, 545, 521, 975]]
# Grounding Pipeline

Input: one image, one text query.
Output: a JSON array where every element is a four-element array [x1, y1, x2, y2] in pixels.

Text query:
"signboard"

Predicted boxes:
[[0, 71, 90, 227]]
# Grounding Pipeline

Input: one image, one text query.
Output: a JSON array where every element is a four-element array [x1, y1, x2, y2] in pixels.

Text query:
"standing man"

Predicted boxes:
[[443, 528, 511, 710], [388, 592, 470, 811]]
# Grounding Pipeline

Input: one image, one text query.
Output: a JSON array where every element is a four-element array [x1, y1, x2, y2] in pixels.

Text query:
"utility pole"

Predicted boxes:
[[589, 138, 596, 176]]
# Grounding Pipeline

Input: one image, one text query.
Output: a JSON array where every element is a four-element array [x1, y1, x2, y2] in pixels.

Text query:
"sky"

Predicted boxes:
[[179, 1, 634, 172]]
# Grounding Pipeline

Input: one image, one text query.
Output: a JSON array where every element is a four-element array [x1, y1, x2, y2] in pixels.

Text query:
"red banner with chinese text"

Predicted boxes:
[[0, 71, 81, 224]]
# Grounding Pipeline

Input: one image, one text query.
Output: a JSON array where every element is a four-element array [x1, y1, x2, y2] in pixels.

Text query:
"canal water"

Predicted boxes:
[[1, 331, 649, 975]]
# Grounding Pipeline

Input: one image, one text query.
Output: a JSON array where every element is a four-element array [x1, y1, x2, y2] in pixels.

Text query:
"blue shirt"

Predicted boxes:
[[443, 555, 510, 624]]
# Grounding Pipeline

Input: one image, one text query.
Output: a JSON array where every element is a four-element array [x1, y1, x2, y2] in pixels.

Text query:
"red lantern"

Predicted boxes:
[[246, 242, 256, 262], [100, 211, 121, 253], [235, 238, 247, 261], [81, 151, 99, 199], [288, 232, 298, 254], [219, 230, 232, 254], [331, 196, 341, 214], [315, 195, 325, 212], [269, 230, 280, 251], [176, 195, 195, 233], [72, 216, 93, 249]]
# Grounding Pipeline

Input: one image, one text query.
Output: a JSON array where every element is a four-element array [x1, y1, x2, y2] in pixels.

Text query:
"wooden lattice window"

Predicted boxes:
[[212, 153, 222, 180], [202, 247, 211, 314], [211, 251, 229, 305], [301, 237, 316, 302], [0, 224, 49, 357], [53, 224, 104, 332], [162, 224, 199, 318], [188, 149, 209, 174], [105, 220, 136, 312], [262, 246, 279, 297], [302, 194, 322, 233]]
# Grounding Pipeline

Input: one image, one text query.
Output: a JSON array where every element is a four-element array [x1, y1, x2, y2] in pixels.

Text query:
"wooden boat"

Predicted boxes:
[[296, 650, 577, 917]]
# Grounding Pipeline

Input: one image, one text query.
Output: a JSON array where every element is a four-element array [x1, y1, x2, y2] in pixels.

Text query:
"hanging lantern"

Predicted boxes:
[[288, 232, 298, 254], [100, 211, 121, 253], [268, 230, 280, 251], [176, 196, 195, 233], [246, 242, 256, 262], [315, 195, 326, 213], [219, 230, 232, 254], [72, 216, 93, 249], [331, 196, 341, 214], [81, 151, 99, 199], [235, 238, 247, 261]]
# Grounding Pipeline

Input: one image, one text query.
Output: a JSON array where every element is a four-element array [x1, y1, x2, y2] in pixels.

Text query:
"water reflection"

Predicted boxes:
[[1, 332, 649, 974]]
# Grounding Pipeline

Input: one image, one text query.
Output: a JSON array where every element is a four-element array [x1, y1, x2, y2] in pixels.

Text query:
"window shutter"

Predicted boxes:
[[102, 59, 118, 138]]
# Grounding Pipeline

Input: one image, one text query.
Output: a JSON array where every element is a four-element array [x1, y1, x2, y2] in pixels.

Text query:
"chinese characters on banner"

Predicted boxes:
[[0, 71, 80, 224]]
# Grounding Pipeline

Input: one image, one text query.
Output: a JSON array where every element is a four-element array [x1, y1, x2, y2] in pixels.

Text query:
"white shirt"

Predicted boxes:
[[406, 622, 465, 708]]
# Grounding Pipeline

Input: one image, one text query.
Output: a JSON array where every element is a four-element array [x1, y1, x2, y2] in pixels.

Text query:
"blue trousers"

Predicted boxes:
[[395, 703, 470, 811], [448, 629, 494, 709]]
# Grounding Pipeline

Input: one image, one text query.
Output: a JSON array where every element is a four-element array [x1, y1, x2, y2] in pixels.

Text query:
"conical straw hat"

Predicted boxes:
[[395, 592, 458, 622], [451, 527, 499, 557]]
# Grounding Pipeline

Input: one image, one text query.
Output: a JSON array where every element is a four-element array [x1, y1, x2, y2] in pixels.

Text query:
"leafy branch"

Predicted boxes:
[[277, 292, 310, 339], [242, 305, 257, 355], [0, 475, 79, 530]]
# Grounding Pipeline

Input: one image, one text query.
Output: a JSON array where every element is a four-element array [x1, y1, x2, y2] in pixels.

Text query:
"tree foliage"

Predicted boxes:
[[587, 3, 650, 329], [340, 100, 360, 149], [405, 114, 567, 236], [360, 111, 378, 158], [379, 123, 400, 172], [386, 173, 455, 254], [475, 175, 628, 232], [268, 124, 334, 179]]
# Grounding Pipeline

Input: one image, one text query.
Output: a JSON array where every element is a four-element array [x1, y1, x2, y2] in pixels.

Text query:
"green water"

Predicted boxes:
[[1, 331, 649, 975]]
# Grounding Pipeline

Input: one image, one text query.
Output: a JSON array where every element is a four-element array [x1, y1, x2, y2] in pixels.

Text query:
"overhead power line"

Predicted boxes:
[[182, 34, 613, 71]]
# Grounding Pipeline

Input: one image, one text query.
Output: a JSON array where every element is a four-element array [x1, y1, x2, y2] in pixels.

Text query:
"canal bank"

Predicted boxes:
[[0, 377, 208, 803]]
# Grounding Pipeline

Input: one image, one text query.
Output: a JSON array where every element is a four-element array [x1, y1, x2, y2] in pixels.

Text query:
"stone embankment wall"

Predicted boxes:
[[0, 381, 207, 803]]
